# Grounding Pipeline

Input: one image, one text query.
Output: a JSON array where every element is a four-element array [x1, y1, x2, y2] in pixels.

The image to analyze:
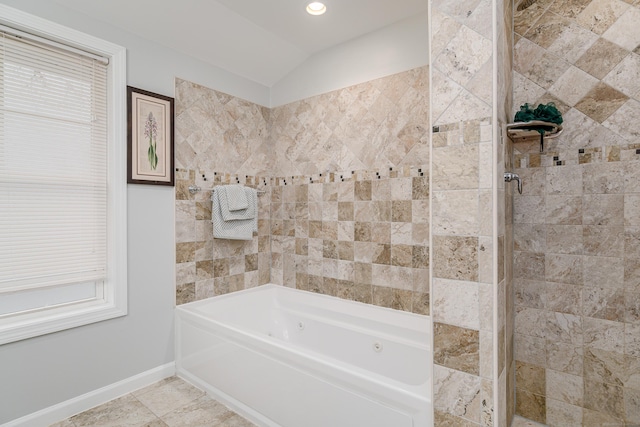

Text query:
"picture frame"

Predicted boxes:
[[127, 86, 175, 186]]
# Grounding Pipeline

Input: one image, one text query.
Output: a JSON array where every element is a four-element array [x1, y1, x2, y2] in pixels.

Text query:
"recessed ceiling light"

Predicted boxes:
[[306, 2, 327, 15]]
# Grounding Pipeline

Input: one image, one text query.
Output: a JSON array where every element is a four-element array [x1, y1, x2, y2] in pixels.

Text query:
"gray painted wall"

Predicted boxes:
[[270, 12, 429, 106], [0, 1, 269, 423]]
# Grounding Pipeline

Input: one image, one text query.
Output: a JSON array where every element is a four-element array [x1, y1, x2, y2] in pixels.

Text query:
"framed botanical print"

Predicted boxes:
[[127, 86, 174, 186]]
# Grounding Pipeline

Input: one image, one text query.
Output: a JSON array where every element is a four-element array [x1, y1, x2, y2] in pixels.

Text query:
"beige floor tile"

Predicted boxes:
[[223, 414, 258, 427], [70, 394, 159, 427], [54, 377, 255, 427], [160, 395, 238, 427], [133, 377, 205, 417]]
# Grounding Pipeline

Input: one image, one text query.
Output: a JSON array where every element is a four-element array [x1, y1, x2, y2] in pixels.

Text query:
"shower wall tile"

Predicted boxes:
[[433, 236, 479, 281], [584, 379, 625, 419], [433, 278, 482, 330], [548, 66, 599, 107], [434, 25, 493, 87], [583, 408, 624, 426], [546, 225, 582, 254], [584, 346, 626, 386], [434, 365, 483, 424], [434, 322, 481, 375], [516, 361, 546, 396], [515, 279, 546, 309], [576, 38, 630, 80], [546, 398, 583, 426], [515, 388, 546, 424], [431, 0, 513, 423], [546, 283, 582, 315], [577, 0, 630, 35], [513, 1, 640, 422], [515, 307, 547, 339], [547, 341, 584, 376], [546, 369, 584, 406]]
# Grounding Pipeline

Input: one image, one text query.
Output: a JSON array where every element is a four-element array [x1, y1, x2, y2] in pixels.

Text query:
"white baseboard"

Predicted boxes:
[[2, 362, 175, 427]]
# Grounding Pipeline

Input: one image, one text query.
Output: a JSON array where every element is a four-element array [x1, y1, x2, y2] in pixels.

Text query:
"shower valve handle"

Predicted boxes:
[[504, 172, 522, 194]]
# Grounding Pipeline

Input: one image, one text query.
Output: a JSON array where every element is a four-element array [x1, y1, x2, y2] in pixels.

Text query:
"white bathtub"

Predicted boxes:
[[175, 284, 432, 427]]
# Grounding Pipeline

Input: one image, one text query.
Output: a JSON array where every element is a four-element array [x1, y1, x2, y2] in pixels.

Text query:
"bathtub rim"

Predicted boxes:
[[176, 283, 431, 339]]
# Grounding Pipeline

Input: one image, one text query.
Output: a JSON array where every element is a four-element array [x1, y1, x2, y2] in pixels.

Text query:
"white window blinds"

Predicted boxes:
[[0, 30, 108, 295]]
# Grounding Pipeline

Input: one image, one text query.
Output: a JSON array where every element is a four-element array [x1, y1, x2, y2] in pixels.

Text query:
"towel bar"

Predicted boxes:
[[188, 185, 266, 195]]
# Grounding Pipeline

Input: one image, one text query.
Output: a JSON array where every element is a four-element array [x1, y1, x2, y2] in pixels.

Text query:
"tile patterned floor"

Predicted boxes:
[[49, 376, 256, 427], [49, 379, 545, 427]]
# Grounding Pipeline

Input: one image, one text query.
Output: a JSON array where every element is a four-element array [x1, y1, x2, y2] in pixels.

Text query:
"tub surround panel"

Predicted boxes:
[[174, 169, 272, 304], [174, 78, 274, 304], [175, 68, 430, 310], [513, 0, 640, 424], [269, 166, 430, 315]]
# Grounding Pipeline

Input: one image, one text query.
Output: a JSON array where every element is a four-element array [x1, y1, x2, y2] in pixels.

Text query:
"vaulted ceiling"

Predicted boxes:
[[53, 0, 428, 87]]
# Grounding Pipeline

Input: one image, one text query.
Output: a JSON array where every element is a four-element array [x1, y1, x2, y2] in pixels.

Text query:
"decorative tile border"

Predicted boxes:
[[177, 165, 429, 188], [270, 164, 428, 187], [514, 142, 640, 168]]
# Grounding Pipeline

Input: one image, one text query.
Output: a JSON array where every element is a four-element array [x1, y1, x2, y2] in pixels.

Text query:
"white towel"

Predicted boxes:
[[217, 186, 256, 221], [212, 187, 258, 240], [222, 185, 249, 211]]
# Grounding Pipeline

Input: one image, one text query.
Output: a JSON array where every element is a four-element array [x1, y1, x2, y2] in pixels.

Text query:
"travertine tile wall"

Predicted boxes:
[[268, 68, 431, 312], [430, 0, 514, 425], [499, 0, 516, 424], [430, 118, 496, 426], [174, 68, 430, 310], [270, 67, 430, 177], [512, 0, 640, 425], [174, 79, 272, 304], [267, 167, 430, 314]]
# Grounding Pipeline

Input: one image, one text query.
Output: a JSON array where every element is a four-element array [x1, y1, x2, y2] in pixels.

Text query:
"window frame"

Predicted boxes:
[[0, 4, 127, 345]]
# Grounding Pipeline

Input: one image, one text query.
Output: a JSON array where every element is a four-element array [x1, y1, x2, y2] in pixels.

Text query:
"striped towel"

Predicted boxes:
[[212, 186, 257, 240]]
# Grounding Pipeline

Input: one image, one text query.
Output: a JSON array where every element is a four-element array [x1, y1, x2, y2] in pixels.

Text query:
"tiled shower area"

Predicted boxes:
[[172, 0, 640, 426], [512, 0, 640, 425]]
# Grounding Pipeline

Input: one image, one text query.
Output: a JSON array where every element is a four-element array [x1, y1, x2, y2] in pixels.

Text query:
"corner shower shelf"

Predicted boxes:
[[506, 120, 563, 152]]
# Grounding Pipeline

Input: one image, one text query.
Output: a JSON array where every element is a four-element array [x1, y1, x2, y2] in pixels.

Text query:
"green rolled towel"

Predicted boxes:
[[514, 102, 563, 128], [513, 102, 563, 151]]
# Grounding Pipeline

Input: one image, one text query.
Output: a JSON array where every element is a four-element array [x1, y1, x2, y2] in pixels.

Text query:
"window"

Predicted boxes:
[[0, 6, 127, 344]]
